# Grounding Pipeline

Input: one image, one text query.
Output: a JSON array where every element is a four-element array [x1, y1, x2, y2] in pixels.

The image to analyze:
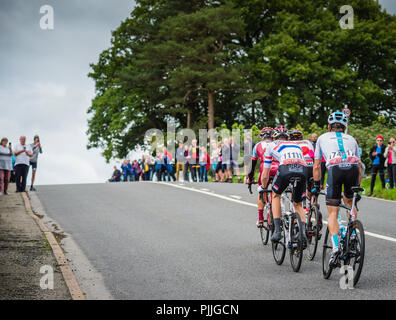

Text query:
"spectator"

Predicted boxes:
[[355, 138, 366, 177], [29, 135, 43, 191], [210, 141, 218, 182], [368, 135, 386, 196], [132, 160, 141, 181], [10, 153, 16, 183], [142, 155, 150, 181], [243, 133, 253, 183], [221, 138, 230, 181], [149, 156, 155, 181], [311, 133, 318, 150], [214, 141, 224, 182], [175, 141, 185, 181], [13, 136, 33, 192], [109, 165, 121, 182], [121, 160, 128, 182], [154, 152, 163, 181], [199, 146, 209, 182], [0, 137, 13, 195], [189, 140, 200, 182], [162, 147, 176, 181], [183, 145, 191, 182], [127, 160, 135, 181], [224, 136, 242, 183], [385, 137, 396, 189]]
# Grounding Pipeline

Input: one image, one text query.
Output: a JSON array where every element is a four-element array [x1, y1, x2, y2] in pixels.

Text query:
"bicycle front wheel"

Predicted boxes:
[[306, 205, 320, 261], [322, 227, 333, 279], [289, 215, 303, 272], [347, 220, 365, 286]]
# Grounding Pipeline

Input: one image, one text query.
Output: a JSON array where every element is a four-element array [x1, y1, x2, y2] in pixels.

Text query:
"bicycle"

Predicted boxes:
[[322, 186, 365, 287], [261, 177, 306, 272], [305, 185, 325, 261], [249, 180, 272, 246]]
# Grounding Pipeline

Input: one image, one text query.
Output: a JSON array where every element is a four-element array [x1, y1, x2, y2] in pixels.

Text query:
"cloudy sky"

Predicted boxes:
[[0, 0, 394, 185]]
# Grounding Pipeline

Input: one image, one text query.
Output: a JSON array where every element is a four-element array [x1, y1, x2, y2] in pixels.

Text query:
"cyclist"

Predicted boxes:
[[289, 129, 322, 229], [312, 111, 362, 266], [259, 126, 308, 244], [247, 127, 274, 227]]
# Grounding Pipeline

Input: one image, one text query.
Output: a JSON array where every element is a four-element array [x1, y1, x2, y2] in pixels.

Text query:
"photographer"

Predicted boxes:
[[13, 136, 33, 192], [29, 135, 43, 191], [385, 137, 396, 189]]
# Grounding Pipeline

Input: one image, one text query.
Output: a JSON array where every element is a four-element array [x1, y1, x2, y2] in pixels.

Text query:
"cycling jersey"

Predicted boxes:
[[314, 132, 360, 169], [295, 140, 314, 167], [252, 140, 279, 186], [264, 141, 307, 168]]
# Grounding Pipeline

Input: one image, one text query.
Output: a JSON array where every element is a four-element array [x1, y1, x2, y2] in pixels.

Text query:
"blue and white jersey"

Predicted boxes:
[[314, 132, 360, 169]]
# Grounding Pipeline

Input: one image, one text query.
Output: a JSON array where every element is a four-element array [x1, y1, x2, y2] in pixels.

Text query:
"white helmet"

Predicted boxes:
[[328, 111, 348, 127]]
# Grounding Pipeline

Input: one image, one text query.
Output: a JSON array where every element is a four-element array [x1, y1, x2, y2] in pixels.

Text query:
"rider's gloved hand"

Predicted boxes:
[[257, 185, 265, 193], [311, 181, 321, 195], [247, 178, 252, 194]]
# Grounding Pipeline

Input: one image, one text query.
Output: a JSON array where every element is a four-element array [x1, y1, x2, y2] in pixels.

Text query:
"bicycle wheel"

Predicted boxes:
[[347, 220, 365, 286], [322, 227, 333, 279], [261, 203, 271, 245], [271, 222, 286, 265], [289, 214, 303, 272], [306, 205, 319, 261]]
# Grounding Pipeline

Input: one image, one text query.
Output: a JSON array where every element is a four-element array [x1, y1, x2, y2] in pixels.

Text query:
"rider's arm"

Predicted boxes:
[[248, 159, 257, 182], [313, 159, 322, 182], [261, 167, 270, 188]]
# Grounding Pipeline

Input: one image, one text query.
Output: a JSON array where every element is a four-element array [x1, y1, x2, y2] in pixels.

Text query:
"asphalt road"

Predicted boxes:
[[35, 182, 396, 299]]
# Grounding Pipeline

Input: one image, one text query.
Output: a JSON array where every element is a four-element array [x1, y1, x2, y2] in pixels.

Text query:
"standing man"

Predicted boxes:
[[368, 135, 386, 196], [311, 133, 318, 150], [13, 136, 33, 192], [29, 135, 43, 191]]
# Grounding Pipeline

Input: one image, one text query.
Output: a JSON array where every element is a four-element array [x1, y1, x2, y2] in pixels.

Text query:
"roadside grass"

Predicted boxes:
[[361, 177, 396, 201]]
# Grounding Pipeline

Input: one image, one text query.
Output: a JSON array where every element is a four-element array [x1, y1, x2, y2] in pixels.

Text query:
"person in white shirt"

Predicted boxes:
[[0, 137, 13, 195], [13, 136, 33, 192]]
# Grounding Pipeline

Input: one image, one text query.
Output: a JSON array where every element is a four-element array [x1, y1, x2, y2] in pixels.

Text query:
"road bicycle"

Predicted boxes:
[[304, 183, 325, 261], [260, 177, 306, 272], [322, 186, 365, 286]]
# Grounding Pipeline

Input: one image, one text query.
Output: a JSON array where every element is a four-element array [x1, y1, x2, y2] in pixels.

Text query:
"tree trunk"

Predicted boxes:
[[208, 90, 215, 131], [187, 108, 192, 129]]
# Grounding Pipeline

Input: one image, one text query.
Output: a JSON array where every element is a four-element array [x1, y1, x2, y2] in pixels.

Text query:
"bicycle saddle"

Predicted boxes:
[[351, 186, 364, 193]]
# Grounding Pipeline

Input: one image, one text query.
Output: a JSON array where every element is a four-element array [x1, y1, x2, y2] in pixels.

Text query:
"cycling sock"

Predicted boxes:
[[258, 209, 264, 221], [331, 234, 339, 249], [274, 218, 281, 233]]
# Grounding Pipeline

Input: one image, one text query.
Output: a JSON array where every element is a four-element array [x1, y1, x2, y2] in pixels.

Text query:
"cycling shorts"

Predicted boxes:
[[325, 164, 359, 207], [272, 164, 307, 202]]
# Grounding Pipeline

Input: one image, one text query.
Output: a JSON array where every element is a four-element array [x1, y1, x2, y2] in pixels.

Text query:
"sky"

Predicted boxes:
[[0, 0, 394, 186]]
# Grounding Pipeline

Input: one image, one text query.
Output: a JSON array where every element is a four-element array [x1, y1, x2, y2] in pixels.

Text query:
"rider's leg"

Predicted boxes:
[[327, 204, 340, 250], [271, 192, 282, 241], [257, 194, 265, 226], [294, 201, 306, 222]]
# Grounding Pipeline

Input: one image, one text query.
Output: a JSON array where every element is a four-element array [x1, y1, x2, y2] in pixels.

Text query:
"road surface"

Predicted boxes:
[[35, 182, 396, 299]]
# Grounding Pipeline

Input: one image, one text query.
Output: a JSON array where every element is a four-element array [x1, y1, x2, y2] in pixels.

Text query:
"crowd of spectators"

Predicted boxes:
[[109, 137, 251, 183], [0, 135, 43, 195]]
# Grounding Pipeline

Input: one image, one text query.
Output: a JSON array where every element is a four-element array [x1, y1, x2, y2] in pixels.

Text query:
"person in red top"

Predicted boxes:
[[247, 127, 279, 227]]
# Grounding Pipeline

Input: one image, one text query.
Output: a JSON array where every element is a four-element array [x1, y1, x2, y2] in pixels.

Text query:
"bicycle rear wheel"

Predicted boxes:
[[289, 214, 303, 272], [271, 223, 286, 265], [260, 203, 271, 245], [306, 205, 319, 261], [347, 220, 365, 286], [322, 227, 333, 279]]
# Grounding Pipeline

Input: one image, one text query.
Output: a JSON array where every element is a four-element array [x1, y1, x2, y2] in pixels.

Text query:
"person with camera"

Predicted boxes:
[[29, 135, 43, 191], [385, 137, 396, 189], [0, 137, 13, 195], [368, 135, 386, 196], [13, 136, 33, 192]]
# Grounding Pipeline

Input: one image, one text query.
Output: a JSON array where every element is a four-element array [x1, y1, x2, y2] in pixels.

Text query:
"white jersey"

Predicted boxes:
[[314, 132, 360, 169], [295, 140, 314, 167], [264, 140, 307, 168]]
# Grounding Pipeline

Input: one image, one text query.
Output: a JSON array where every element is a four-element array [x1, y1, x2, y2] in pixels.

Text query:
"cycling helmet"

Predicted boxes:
[[260, 127, 273, 140], [328, 111, 348, 127], [272, 125, 289, 140], [289, 129, 303, 141]]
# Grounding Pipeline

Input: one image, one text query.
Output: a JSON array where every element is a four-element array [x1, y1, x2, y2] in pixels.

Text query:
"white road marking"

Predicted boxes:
[[153, 182, 396, 244], [230, 195, 242, 200]]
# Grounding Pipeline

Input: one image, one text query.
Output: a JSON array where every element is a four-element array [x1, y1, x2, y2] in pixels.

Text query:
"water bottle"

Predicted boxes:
[[338, 211, 346, 239]]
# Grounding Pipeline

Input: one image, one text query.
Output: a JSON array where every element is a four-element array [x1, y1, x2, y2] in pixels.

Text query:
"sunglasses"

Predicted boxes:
[[377, 139, 383, 141]]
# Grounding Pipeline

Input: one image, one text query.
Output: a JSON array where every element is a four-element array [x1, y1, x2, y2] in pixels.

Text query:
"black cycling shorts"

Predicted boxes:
[[325, 165, 359, 206], [306, 166, 313, 191], [272, 164, 307, 202], [30, 161, 37, 170]]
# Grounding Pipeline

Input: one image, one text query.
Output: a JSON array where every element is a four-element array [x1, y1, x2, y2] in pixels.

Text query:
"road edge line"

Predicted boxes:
[[21, 192, 85, 300]]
